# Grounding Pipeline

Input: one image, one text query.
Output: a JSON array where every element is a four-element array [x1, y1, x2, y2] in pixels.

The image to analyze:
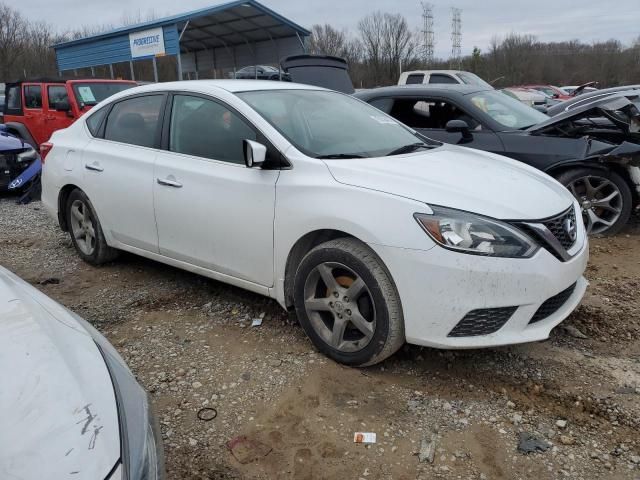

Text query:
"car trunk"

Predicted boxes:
[[280, 55, 355, 94]]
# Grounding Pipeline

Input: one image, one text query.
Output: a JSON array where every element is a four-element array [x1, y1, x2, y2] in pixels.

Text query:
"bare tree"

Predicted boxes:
[[0, 4, 26, 79], [309, 24, 348, 57]]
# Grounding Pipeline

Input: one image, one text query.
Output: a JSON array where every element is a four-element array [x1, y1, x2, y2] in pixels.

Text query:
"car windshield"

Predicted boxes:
[[468, 90, 549, 129], [238, 89, 437, 158], [457, 72, 493, 89], [72, 82, 135, 107]]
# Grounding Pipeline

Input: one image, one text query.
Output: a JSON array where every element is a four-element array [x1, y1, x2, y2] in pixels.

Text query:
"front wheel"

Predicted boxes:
[[555, 168, 632, 236], [293, 238, 404, 367]]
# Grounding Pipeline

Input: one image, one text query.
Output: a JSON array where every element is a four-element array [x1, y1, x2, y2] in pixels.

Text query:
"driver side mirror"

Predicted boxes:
[[244, 139, 267, 168], [445, 119, 472, 141]]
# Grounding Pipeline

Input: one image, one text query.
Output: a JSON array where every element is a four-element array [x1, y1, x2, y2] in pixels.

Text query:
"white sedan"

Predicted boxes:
[[41, 81, 588, 366], [0, 266, 164, 479]]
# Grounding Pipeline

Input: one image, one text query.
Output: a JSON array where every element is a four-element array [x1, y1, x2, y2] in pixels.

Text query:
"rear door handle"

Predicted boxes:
[[85, 163, 104, 172], [157, 177, 183, 188]]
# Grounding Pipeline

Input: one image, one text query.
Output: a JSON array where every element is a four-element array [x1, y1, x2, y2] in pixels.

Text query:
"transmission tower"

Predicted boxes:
[[421, 2, 435, 67], [450, 7, 462, 69]]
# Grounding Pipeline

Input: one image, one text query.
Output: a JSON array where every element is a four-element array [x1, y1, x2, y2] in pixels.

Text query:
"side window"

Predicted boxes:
[[428, 74, 458, 85], [389, 98, 481, 130], [6, 86, 21, 111], [104, 95, 164, 148], [86, 107, 108, 137], [405, 74, 425, 85], [24, 85, 43, 109], [169, 95, 257, 164], [47, 85, 68, 109]]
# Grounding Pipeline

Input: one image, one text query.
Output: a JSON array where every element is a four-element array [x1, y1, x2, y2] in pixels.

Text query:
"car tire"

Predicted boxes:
[[555, 168, 632, 236], [293, 238, 404, 367], [66, 189, 118, 265]]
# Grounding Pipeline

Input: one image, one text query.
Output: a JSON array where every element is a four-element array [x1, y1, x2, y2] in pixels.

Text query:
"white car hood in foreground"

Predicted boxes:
[[0, 267, 120, 479], [325, 144, 573, 220]]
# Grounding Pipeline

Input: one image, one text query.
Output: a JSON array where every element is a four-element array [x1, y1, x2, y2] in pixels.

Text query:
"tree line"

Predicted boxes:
[[1, 1, 639, 89]]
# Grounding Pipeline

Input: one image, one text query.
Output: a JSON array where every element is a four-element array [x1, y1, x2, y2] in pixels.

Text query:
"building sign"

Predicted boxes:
[[129, 27, 165, 59]]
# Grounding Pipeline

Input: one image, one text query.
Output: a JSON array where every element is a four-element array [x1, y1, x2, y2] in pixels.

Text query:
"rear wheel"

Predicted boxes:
[[293, 238, 404, 367], [555, 168, 632, 236], [66, 189, 118, 265]]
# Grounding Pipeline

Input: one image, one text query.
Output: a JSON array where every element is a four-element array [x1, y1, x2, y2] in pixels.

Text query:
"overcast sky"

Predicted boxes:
[[18, 0, 640, 58]]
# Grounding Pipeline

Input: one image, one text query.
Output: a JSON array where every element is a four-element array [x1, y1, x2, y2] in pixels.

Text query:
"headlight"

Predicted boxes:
[[70, 313, 164, 480], [16, 146, 38, 163], [415, 206, 539, 258]]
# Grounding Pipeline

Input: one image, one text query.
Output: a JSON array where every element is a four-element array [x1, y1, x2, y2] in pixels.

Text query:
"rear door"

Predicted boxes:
[[153, 93, 279, 286], [81, 94, 165, 252], [371, 96, 505, 153], [43, 84, 73, 142], [22, 83, 46, 145]]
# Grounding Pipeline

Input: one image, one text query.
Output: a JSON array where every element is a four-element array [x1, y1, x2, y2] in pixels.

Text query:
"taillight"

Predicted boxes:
[[40, 142, 53, 163]]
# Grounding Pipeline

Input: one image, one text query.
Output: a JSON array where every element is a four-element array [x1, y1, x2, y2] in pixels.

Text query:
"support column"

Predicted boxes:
[[90, 66, 95, 77], [177, 53, 183, 81], [152, 56, 159, 83], [109, 64, 114, 79], [129, 61, 135, 81]]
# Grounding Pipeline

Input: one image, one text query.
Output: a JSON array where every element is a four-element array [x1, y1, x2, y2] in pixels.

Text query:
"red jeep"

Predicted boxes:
[[3, 79, 136, 148]]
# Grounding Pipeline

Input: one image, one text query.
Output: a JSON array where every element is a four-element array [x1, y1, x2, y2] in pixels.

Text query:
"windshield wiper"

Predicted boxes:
[[316, 153, 367, 159], [385, 143, 430, 156]]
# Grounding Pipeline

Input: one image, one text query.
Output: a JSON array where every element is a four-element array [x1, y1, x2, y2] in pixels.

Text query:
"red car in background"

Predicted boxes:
[[3, 79, 136, 148], [517, 84, 573, 100]]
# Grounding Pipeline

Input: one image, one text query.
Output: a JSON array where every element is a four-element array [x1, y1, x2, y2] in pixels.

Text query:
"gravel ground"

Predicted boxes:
[[1, 196, 640, 480]]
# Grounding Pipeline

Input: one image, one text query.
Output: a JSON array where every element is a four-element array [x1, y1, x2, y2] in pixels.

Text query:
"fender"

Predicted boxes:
[[544, 142, 640, 175], [3, 122, 38, 150]]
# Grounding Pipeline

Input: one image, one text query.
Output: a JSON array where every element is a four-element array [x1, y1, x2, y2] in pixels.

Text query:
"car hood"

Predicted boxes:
[[0, 128, 29, 151], [324, 144, 573, 220], [0, 267, 120, 479], [528, 90, 640, 135]]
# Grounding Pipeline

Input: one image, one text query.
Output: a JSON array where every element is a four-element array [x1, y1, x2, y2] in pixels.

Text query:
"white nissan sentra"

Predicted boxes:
[[41, 81, 588, 366]]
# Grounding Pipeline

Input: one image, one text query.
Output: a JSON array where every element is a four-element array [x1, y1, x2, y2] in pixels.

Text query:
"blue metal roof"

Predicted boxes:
[[52, 0, 310, 49]]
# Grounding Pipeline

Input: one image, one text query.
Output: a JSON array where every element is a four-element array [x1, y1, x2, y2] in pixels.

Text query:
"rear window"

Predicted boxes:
[[72, 82, 135, 107], [6, 86, 21, 111], [405, 74, 425, 85], [104, 95, 164, 148]]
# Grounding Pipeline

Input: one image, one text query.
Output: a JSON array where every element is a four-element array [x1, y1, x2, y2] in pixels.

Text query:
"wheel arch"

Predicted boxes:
[[3, 122, 38, 150], [57, 184, 83, 232], [283, 229, 359, 310]]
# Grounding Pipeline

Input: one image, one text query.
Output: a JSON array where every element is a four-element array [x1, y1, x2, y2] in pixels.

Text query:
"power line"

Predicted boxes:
[[450, 7, 462, 69], [420, 2, 435, 67]]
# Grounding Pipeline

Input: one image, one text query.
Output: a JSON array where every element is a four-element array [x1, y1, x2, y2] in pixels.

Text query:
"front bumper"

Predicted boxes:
[[371, 238, 589, 349]]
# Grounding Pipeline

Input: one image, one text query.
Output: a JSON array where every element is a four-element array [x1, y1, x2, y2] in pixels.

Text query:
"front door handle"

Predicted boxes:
[[85, 163, 103, 172], [157, 177, 183, 188]]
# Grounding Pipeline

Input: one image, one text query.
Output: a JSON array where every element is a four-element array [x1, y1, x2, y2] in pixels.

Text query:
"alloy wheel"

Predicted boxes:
[[69, 199, 97, 255], [566, 175, 623, 235], [303, 262, 376, 353]]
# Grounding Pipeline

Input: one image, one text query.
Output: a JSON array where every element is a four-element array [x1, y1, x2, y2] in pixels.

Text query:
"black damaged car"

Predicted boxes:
[[355, 85, 640, 235]]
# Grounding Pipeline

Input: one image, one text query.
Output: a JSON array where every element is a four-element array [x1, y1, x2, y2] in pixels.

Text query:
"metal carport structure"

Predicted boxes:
[[52, 0, 310, 82]]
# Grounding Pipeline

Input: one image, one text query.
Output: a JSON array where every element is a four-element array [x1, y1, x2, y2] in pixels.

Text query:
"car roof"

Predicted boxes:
[[402, 70, 465, 75], [122, 79, 325, 96], [355, 84, 491, 99]]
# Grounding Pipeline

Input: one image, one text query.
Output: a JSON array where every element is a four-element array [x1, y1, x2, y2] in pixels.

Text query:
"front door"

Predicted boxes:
[[153, 94, 278, 287]]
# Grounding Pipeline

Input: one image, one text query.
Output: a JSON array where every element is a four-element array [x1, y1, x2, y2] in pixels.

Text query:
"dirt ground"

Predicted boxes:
[[1, 197, 639, 480]]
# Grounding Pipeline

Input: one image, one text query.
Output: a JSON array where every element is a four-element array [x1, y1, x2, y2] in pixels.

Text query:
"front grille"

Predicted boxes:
[[448, 306, 518, 337], [542, 207, 577, 250], [529, 282, 577, 324]]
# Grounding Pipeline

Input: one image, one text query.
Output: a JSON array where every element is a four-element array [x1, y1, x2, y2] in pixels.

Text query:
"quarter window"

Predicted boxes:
[[169, 95, 257, 164], [24, 85, 43, 109], [428, 74, 458, 85], [104, 95, 164, 148], [86, 107, 108, 137]]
